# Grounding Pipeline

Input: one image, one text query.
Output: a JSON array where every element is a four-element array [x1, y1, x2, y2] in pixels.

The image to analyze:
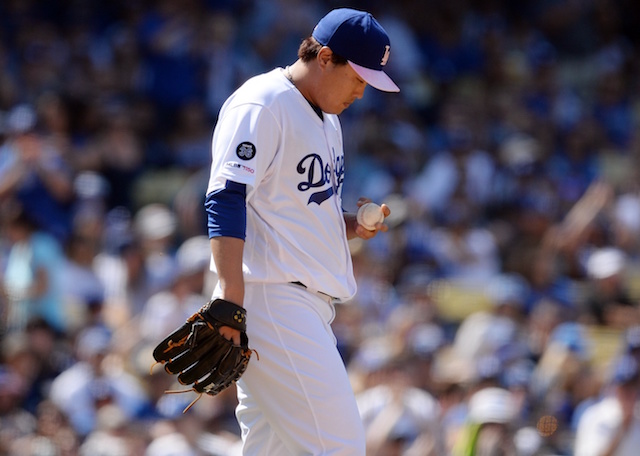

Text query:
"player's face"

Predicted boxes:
[[317, 61, 367, 114]]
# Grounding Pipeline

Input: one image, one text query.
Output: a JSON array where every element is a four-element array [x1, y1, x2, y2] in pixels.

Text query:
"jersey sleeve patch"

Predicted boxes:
[[236, 142, 256, 160], [225, 161, 255, 175]]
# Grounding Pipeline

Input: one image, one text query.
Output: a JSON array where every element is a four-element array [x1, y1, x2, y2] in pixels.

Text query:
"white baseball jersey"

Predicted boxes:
[[207, 68, 356, 302]]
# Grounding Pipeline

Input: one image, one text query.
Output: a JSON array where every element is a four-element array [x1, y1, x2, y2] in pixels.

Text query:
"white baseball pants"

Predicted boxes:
[[232, 282, 365, 456]]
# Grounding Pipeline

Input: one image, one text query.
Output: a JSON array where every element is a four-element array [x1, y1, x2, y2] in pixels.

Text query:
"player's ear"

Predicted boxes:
[[317, 46, 333, 69]]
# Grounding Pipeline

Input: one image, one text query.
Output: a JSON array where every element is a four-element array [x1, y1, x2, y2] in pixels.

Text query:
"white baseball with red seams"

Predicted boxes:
[[357, 202, 384, 230]]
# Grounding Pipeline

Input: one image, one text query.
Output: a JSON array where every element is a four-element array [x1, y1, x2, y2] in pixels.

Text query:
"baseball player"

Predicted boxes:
[[205, 8, 398, 455]]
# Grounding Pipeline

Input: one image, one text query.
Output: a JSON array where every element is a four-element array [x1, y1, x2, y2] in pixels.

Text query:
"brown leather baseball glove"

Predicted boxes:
[[152, 298, 255, 411]]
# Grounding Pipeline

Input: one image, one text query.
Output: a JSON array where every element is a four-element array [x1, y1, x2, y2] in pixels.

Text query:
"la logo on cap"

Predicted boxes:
[[381, 45, 390, 66]]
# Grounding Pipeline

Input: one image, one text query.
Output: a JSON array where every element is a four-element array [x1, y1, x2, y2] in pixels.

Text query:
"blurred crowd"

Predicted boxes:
[[3, 0, 640, 455]]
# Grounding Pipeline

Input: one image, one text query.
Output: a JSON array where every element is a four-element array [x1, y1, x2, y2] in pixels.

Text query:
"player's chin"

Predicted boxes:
[[327, 106, 346, 115], [341, 101, 356, 111], [328, 102, 352, 115]]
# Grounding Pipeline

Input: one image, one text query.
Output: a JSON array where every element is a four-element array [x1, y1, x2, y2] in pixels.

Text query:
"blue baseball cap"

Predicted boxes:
[[312, 8, 399, 93]]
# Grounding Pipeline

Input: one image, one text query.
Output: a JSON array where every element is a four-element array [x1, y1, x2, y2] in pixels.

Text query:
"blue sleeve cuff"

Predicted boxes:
[[205, 181, 247, 240]]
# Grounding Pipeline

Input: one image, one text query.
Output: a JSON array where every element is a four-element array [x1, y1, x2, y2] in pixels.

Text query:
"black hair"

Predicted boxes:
[[298, 36, 348, 65]]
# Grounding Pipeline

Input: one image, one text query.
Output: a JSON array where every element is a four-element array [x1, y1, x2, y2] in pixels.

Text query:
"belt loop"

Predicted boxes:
[[289, 281, 336, 301]]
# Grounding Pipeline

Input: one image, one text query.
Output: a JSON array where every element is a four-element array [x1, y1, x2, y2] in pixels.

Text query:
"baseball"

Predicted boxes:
[[357, 202, 385, 230]]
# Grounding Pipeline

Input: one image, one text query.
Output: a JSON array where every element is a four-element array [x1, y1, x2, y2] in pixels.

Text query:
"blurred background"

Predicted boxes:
[[2, 0, 640, 455]]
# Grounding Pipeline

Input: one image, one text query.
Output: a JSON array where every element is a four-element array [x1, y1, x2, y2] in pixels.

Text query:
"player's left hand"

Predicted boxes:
[[219, 325, 242, 345]]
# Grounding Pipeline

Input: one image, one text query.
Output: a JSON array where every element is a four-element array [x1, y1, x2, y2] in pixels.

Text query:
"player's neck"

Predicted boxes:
[[286, 62, 323, 119]]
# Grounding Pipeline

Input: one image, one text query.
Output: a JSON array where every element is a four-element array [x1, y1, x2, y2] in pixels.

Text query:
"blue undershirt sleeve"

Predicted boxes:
[[205, 180, 247, 240]]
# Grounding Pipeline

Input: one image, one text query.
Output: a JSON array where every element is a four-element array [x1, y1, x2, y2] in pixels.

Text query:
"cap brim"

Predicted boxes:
[[348, 61, 399, 93]]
